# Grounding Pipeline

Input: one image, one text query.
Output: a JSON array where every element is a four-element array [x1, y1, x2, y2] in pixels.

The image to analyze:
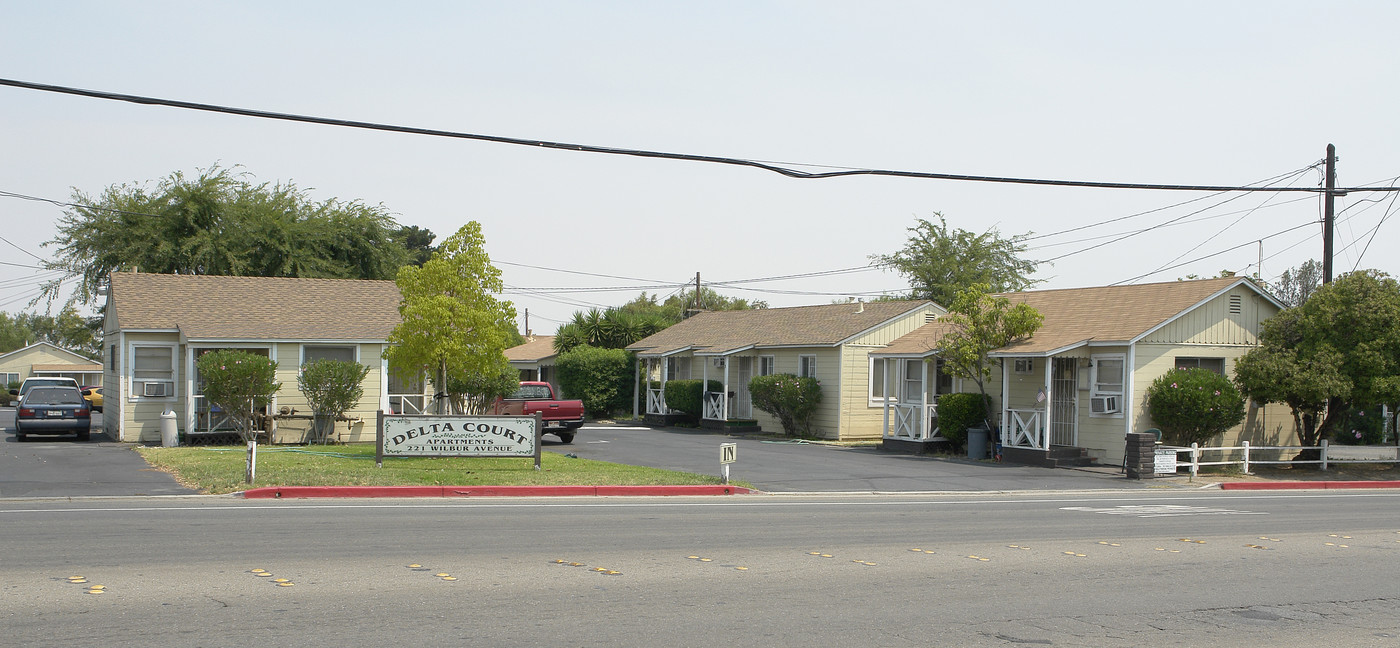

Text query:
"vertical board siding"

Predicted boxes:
[[1141, 287, 1276, 346]]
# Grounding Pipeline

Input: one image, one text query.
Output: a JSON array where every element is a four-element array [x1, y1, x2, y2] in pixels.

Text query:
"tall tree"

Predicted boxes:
[[384, 222, 517, 414], [872, 213, 1040, 306], [42, 165, 420, 306], [1234, 270, 1400, 453], [0, 307, 101, 357], [935, 283, 1044, 422], [1271, 259, 1323, 307]]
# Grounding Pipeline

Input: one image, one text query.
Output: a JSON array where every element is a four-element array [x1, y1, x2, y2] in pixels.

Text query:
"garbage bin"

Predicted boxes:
[[160, 409, 178, 447], [966, 425, 989, 460]]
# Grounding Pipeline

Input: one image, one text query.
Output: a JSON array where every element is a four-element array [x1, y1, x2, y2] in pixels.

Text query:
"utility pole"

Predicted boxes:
[[524, 308, 530, 338], [1323, 143, 1337, 284], [694, 272, 702, 314]]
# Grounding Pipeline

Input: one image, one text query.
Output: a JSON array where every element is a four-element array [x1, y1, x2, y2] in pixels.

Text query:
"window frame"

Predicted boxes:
[[868, 357, 890, 404], [758, 355, 775, 377], [130, 343, 178, 401], [799, 355, 817, 379], [1088, 353, 1126, 417], [301, 344, 359, 367], [1174, 357, 1225, 376]]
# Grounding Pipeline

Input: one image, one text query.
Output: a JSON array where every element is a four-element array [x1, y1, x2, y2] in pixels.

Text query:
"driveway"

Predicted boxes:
[[564, 423, 1171, 492], [0, 409, 195, 498]]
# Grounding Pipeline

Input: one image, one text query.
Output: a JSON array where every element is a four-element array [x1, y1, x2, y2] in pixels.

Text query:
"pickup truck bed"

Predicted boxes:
[[492, 382, 585, 443]]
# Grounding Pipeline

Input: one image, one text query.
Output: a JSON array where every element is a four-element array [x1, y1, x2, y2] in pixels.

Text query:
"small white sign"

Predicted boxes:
[[380, 414, 539, 458], [720, 443, 737, 464], [1154, 447, 1178, 474]]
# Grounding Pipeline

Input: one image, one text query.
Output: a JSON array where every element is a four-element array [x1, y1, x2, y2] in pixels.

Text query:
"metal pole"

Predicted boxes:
[[1323, 143, 1336, 283], [1242, 441, 1251, 475]]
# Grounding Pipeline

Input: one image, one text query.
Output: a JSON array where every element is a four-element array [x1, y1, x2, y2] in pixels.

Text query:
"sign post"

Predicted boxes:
[[719, 442, 737, 484]]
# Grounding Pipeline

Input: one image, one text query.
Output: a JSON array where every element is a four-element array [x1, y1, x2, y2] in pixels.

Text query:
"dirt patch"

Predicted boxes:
[[1216, 462, 1400, 482]]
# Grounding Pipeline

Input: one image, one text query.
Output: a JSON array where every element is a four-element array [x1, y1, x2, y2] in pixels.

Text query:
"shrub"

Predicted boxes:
[[1145, 368, 1246, 446], [197, 349, 280, 443], [662, 379, 724, 423], [936, 392, 993, 452], [297, 359, 370, 443], [748, 373, 822, 436], [445, 365, 520, 415], [557, 345, 634, 418], [1333, 405, 1385, 445]]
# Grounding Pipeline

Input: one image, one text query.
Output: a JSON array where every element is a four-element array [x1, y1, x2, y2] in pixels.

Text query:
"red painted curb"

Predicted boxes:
[[1220, 480, 1400, 491], [241, 485, 751, 499]]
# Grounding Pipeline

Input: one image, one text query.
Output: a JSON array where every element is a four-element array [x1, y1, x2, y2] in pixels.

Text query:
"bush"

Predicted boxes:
[[1334, 405, 1385, 445], [1145, 368, 1246, 446], [445, 365, 520, 415], [557, 345, 634, 418], [748, 373, 822, 436], [662, 379, 724, 423], [297, 359, 370, 443], [197, 349, 280, 443], [936, 392, 993, 452]]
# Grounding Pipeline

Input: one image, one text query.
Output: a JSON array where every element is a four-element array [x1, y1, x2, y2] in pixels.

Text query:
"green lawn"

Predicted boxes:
[[135, 444, 745, 494]]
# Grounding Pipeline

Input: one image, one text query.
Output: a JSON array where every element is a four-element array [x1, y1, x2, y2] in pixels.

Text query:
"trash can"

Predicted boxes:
[[160, 409, 178, 447], [966, 425, 989, 460]]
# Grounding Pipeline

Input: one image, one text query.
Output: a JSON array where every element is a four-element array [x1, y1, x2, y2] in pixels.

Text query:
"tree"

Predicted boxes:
[[196, 350, 280, 443], [871, 213, 1040, 306], [1233, 270, 1400, 454], [556, 345, 634, 418], [391, 224, 438, 267], [42, 165, 421, 307], [1145, 368, 1247, 446], [297, 359, 371, 444], [553, 288, 764, 354], [1271, 259, 1322, 307], [446, 365, 520, 415], [748, 374, 823, 436], [936, 283, 1044, 423], [0, 307, 101, 357], [384, 222, 517, 414]]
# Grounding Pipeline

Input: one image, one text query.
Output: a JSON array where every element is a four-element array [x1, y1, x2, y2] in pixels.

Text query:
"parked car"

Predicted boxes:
[[9, 377, 80, 406], [491, 381, 585, 443], [15, 385, 92, 441], [81, 386, 104, 412]]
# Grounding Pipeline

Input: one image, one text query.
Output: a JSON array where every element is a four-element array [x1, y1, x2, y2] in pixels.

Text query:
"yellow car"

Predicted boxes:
[[81, 386, 104, 412]]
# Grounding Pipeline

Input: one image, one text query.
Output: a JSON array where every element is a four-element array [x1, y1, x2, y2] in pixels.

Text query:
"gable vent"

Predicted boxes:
[[925, 313, 938, 324], [1229, 295, 1243, 315]]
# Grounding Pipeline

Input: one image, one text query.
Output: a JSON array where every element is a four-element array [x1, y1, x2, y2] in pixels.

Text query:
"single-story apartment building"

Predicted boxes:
[[873, 276, 1297, 466], [0, 342, 103, 390], [101, 272, 430, 444], [504, 335, 562, 396]]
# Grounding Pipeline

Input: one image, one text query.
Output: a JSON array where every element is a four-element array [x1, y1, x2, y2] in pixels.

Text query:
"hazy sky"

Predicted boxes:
[[3, 2, 1398, 333]]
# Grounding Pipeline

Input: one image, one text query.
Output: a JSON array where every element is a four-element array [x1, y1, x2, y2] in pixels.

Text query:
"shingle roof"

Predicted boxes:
[[626, 300, 934, 356], [504, 336, 557, 363], [32, 363, 102, 372], [108, 272, 402, 341], [877, 277, 1259, 356]]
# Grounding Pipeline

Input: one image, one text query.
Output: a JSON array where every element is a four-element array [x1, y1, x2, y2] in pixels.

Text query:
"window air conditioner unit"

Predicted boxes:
[[143, 382, 169, 397], [1090, 395, 1120, 414]]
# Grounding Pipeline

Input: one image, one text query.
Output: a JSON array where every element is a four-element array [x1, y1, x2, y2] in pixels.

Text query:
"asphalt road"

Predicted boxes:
[[0, 409, 195, 498], [3, 490, 1397, 646]]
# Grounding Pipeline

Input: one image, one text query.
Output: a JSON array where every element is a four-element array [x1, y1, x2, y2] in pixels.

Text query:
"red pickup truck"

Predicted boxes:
[[492, 381, 585, 444]]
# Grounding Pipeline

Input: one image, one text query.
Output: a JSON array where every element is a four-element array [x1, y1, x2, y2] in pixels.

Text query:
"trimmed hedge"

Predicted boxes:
[[748, 373, 822, 436], [936, 392, 992, 452], [662, 379, 724, 423], [557, 345, 635, 418]]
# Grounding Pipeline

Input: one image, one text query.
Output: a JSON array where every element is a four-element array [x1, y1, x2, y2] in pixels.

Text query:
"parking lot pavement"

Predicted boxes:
[[563, 423, 1176, 492], [0, 409, 196, 498]]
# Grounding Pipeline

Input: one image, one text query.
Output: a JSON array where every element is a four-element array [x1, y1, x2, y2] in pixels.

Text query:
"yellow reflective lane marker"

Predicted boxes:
[[85, 589, 105, 595], [442, 576, 458, 581], [407, 564, 422, 568], [735, 567, 749, 571], [276, 582, 294, 587]]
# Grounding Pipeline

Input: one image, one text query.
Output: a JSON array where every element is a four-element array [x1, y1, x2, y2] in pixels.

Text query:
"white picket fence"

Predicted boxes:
[[1169, 440, 1400, 477]]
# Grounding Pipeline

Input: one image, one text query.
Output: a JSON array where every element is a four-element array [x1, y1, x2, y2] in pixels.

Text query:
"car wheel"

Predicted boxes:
[[556, 432, 575, 444]]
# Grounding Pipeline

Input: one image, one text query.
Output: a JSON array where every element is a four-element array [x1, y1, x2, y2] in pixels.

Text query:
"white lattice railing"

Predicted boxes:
[[1005, 408, 1046, 450], [886, 403, 940, 440], [646, 388, 666, 415], [703, 391, 725, 420]]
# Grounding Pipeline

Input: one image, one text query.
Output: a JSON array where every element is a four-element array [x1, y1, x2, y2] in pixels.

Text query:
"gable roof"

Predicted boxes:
[[626, 300, 935, 356], [876, 277, 1272, 357], [504, 336, 557, 363], [108, 272, 402, 341], [0, 341, 98, 364]]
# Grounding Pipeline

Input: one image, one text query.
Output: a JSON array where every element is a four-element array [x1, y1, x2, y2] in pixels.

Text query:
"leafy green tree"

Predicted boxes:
[[872, 213, 1040, 306], [1145, 368, 1247, 446], [936, 283, 1044, 422], [0, 313, 28, 354], [553, 289, 763, 355], [748, 374, 823, 436], [936, 392, 993, 451], [384, 222, 517, 414], [446, 365, 521, 415], [297, 359, 371, 444], [1271, 259, 1322, 308], [1233, 270, 1400, 452], [196, 350, 280, 443], [42, 165, 422, 306], [556, 345, 633, 418], [391, 224, 438, 267]]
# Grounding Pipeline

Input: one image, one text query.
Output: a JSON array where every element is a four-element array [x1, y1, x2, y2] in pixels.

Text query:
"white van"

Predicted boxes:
[[9, 377, 80, 406]]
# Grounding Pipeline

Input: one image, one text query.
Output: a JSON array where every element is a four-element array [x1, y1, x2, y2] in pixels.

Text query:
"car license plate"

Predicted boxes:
[[46, 410, 63, 417]]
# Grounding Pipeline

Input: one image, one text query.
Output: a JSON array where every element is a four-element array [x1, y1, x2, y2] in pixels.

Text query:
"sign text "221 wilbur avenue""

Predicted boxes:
[[376, 412, 543, 469]]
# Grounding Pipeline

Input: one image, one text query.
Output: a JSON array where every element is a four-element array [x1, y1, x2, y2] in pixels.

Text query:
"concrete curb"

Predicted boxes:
[[1220, 480, 1400, 491], [240, 485, 752, 499]]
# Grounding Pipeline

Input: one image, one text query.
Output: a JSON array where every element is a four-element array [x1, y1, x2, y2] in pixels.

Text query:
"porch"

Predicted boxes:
[[997, 355, 1094, 467], [638, 353, 763, 431]]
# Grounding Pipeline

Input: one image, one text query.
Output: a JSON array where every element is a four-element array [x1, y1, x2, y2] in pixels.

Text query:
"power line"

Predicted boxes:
[[5, 77, 1399, 193], [1110, 222, 1318, 285]]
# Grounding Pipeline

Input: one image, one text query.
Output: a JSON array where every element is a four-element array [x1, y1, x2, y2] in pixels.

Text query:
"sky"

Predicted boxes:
[[3, 2, 1398, 334]]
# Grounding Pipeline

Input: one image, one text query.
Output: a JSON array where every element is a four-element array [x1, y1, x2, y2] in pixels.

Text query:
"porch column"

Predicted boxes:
[[920, 357, 930, 438], [722, 358, 730, 420], [1043, 357, 1053, 449], [702, 356, 709, 416], [881, 357, 890, 438], [1000, 358, 1009, 446], [632, 357, 640, 419]]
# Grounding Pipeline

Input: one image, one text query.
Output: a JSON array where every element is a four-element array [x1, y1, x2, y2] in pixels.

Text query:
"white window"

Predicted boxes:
[[1, 372, 18, 388], [902, 359, 924, 403], [388, 365, 428, 415], [665, 356, 691, 380], [1013, 358, 1034, 374], [303, 345, 357, 365], [1175, 357, 1225, 376], [759, 356, 775, 376], [799, 355, 817, 379], [1089, 354, 1125, 416], [132, 345, 176, 399], [869, 358, 889, 402]]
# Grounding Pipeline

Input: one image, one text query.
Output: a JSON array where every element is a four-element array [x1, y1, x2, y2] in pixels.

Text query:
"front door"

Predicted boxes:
[[735, 357, 753, 418], [1050, 358, 1077, 446]]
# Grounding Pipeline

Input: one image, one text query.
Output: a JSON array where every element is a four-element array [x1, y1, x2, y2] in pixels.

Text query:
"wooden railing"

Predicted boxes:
[[703, 391, 725, 420], [885, 402, 939, 441], [1004, 408, 1046, 450]]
